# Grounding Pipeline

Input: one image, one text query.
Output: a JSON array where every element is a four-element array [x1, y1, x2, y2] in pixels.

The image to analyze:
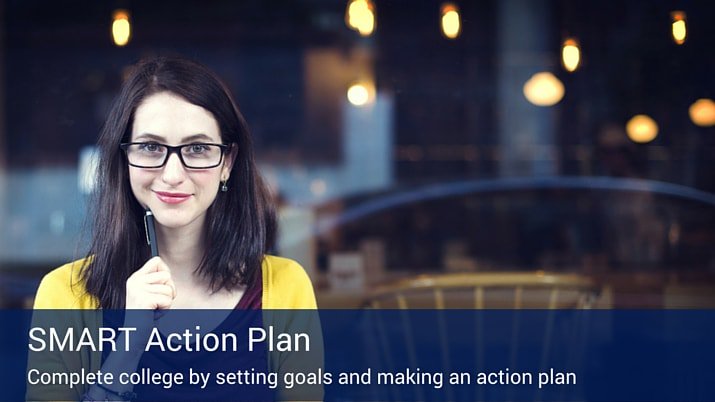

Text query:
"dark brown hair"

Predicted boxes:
[[81, 57, 276, 308]]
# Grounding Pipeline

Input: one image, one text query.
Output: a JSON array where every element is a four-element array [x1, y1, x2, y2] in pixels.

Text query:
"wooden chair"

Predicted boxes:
[[362, 272, 605, 401], [365, 271, 603, 309]]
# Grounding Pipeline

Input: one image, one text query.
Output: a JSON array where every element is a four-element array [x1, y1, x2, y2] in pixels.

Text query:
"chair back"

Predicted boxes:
[[362, 271, 604, 401], [366, 271, 601, 309]]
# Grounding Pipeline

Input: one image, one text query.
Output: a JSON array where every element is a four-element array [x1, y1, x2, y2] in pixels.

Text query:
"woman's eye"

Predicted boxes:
[[138, 143, 161, 152], [188, 145, 209, 153]]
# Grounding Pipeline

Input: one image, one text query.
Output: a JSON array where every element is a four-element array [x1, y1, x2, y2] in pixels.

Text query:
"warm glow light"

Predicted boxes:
[[626, 115, 658, 143], [671, 11, 686, 45], [112, 9, 131, 47], [689, 98, 715, 127], [523, 72, 565, 106], [561, 38, 581, 72], [347, 83, 371, 106], [440, 3, 461, 39], [346, 0, 376, 37]]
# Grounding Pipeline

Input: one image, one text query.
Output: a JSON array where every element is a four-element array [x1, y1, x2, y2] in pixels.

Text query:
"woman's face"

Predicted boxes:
[[128, 91, 233, 231]]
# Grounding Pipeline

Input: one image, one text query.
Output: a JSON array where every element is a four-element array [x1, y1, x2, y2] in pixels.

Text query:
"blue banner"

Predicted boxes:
[[2, 309, 714, 401]]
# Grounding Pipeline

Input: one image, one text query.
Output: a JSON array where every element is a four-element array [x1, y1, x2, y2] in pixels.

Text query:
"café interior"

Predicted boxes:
[[1, 0, 714, 309]]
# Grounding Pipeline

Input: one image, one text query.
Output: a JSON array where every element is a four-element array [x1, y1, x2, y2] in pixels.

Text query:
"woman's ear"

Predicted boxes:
[[222, 144, 237, 179]]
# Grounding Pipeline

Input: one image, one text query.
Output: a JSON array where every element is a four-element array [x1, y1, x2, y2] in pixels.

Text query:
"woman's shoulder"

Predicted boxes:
[[262, 255, 317, 309], [33, 258, 98, 309], [262, 255, 310, 280]]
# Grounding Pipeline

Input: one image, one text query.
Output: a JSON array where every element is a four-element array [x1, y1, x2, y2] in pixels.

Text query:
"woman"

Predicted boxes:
[[29, 57, 320, 401]]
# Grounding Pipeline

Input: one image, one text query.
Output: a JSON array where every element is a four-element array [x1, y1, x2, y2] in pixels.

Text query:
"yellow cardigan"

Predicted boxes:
[[28, 255, 321, 401], [33, 255, 318, 310]]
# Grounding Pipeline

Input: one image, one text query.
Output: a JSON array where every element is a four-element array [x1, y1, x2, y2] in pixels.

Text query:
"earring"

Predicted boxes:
[[221, 180, 228, 192]]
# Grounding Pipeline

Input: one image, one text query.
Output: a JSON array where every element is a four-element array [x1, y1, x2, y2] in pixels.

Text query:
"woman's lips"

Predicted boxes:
[[154, 191, 191, 204]]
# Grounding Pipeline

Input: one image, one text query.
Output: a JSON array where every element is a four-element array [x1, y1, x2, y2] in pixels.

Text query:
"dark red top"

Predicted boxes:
[[129, 271, 272, 401]]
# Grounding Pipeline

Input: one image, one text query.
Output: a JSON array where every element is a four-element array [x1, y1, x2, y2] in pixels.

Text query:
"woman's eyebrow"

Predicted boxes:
[[132, 133, 217, 142], [181, 134, 216, 142], [133, 133, 165, 142]]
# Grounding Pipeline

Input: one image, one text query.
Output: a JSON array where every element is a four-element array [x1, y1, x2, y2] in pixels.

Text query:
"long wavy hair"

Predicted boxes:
[[81, 57, 276, 309]]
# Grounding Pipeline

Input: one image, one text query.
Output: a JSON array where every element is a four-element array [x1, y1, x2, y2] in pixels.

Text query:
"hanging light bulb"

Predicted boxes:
[[671, 11, 686, 45], [523, 72, 565, 106], [440, 3, 461, 39], [347, 81, 375, 106], [626, 114, 658, 143], [561, 38, 581, 72], [689, 99, 715, 127], [347, 84, 369, 106], [111, 9, 131, 47], [345, 0, 376, 37]]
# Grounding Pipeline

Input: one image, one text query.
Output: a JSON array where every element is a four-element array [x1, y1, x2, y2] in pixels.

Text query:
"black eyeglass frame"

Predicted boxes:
[[120, 142, 231, 169]]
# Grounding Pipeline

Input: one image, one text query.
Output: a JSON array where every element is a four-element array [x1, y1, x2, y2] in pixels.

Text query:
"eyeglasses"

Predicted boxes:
[[120, 142, 230, 169]]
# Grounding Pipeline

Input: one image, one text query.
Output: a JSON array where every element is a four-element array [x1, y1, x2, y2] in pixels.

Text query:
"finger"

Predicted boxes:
[[136, 256, 164, 274], [154, 259, 171, 273], [153, 294, 174, 310], [165, 277, 177, 300], [126, 273, 170, 293], [144, 284, 175, 298], [142, 271, 172, 285]]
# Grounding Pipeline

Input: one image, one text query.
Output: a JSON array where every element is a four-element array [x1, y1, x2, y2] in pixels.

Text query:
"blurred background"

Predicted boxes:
[[0, 0, 714, 308]]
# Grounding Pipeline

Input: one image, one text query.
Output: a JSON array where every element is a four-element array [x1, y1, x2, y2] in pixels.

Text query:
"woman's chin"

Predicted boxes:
[[156, 220, 188, 229], [153, 212, 201, 230]]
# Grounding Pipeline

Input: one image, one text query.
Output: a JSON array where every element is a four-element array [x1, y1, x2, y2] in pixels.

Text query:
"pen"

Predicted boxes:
[[144, 210, 159, 258]]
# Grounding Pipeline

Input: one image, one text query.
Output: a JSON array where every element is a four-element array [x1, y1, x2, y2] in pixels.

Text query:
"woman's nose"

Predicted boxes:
[[161, 153, 187, 185]]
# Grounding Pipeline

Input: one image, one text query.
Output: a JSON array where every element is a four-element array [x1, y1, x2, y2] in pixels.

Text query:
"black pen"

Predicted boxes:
[[144, 209, 159, 258]]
